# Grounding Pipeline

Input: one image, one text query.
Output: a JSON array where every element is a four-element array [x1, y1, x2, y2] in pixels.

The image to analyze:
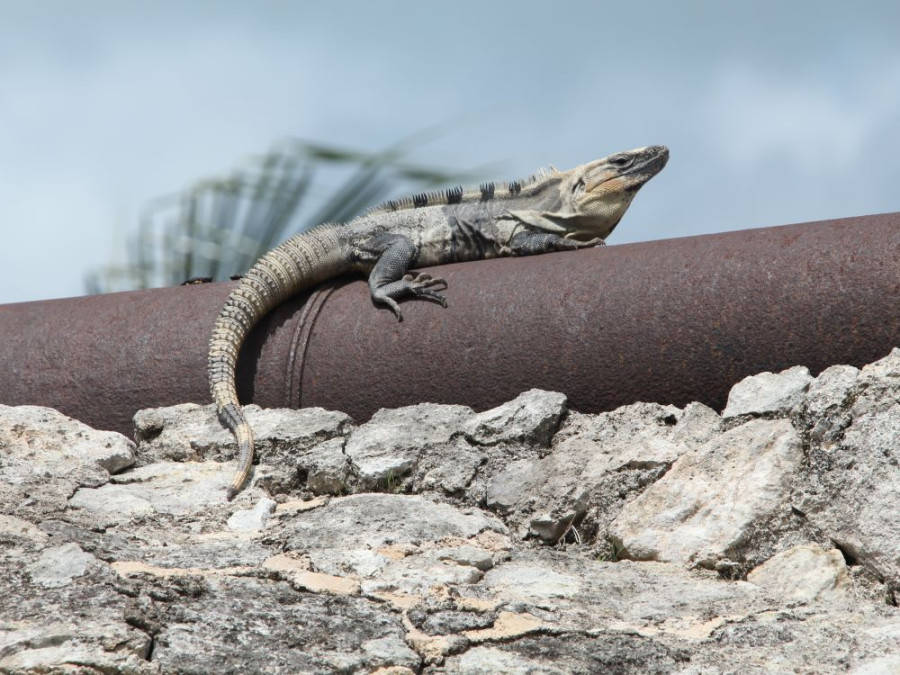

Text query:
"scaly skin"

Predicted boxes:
[[209, 145, 669, 499]]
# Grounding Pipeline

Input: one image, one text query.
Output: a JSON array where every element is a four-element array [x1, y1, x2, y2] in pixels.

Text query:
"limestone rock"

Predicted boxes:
[[610, 418, 804, 567], [852, 655, 900, 675], [0, 621, 155, 674], [3, 349, 900, 673], [445, 635, 689, 675], [462, 389, 567, 447], [0, 404, 135, 519], [344, 402, 475, 491], [341, 391, 568, 499], [795, 399, 900, 581], [434, 545, 495, 572], [723, 365, 813, 418], [146, 577, 414, 673], [132, 402, 357, 498], [485, 402, 719, 542], [135, 403, 351, 460], [805, 364, 860, 442], [852, 347, 900, 417], [1, 537, 156, 674], [27, 542, 102, 588], [68, 460, 234, 522], [446, 645, 567, 674], [0, 514, 49, 548], [747, 544, 850, 602], [226, 497, 277, 532], [361, 555, 485, 596], [283, 493, 507, 555], [304, 437, 352, 495]]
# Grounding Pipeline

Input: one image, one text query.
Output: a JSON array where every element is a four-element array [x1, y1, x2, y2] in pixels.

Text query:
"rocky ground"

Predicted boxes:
[[1, 349, 899, 674]]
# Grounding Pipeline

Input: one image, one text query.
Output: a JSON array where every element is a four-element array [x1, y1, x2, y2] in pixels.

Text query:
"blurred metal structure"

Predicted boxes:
[[2, 213, 897, 436]]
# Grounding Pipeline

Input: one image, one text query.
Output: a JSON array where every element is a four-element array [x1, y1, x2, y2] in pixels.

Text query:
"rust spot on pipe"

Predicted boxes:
[[0, 213, 897, 436]]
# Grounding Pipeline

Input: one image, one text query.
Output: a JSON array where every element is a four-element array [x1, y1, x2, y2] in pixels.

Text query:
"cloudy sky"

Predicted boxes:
[[2, 1, 899, 305]]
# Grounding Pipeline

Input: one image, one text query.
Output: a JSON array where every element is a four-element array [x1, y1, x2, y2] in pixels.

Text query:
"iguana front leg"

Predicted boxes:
[[364, 233, 448, 321], [501, 230, 605, 257]]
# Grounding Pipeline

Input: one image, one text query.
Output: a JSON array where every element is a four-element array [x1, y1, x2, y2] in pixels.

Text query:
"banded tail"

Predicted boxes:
[[208, 225, 346, 499]]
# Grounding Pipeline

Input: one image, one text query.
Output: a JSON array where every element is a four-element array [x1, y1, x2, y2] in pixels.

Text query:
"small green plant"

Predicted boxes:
[[382, 468, 408, 494]]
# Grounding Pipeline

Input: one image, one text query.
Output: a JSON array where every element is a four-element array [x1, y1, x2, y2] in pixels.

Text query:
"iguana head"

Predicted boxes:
[[505, 146, 668, 241], [560, 145, 669, 240]]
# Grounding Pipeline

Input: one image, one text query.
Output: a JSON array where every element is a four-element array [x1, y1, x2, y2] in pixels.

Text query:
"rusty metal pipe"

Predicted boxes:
[[0, 213, 897, 436]]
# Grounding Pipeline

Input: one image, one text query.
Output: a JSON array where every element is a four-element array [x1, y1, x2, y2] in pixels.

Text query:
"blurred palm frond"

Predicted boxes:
[[86, 137, 484, 294]]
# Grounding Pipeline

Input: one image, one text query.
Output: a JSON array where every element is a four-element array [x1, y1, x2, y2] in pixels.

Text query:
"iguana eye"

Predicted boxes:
[[610, 155, 633, 169], [572, 178, 585, 194]]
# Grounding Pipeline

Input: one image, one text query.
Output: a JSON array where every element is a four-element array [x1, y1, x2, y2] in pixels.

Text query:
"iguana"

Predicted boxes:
[[209, 145, 669, 499]]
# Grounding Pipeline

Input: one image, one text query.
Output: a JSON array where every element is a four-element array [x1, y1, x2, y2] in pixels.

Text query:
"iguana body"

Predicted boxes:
[[209, 145, 669, 498]]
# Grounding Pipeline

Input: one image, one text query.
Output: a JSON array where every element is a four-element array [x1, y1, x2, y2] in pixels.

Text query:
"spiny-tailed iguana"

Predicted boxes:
[[209, 145, 669, 498]]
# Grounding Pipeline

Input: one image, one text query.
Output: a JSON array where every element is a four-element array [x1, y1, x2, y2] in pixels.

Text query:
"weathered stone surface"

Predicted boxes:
[[133, 403, 356, 499], [226, 497, 276, 532], [852, 348, 900, 417], [111, 530, 274, 570], [0, 514, 49, 548], [434, 545, 495, 572], [806, 364, 860, 419], [485, 402, 717, 542], [805, 363, 860, 443], [474, 551, 762, 635], [263, 553, 360, 595], [462, 389, 567, 447], [795, 401, 900, 582], [344, 402, 474, 490], [0, 404, 135, 519], [146, 577, 415, 674], [0, 405, 135, 475], [480, 559, 582, 602], [747, 544, 850, 602], [132, 402, 232, 463], [445, 634, 690, 675], [2, 349, 900, 673], [723, 365, 813, 418], [303, 437, 351, 495], [26, 542, 101, 588], [410, 609, 498, 636], [68, 460, 233, 522], [679, 610, 900, 675], [1, 535, 157, 674], [852, 655, 900, 675], [283, 494, 506, 552], [0, 621, 155, 674], [133, 403, 352, 465], [361, 555, 485, 596], [610, 418, 804, 567], [340, 391, 568, 500], [360, 635, 420, 671]]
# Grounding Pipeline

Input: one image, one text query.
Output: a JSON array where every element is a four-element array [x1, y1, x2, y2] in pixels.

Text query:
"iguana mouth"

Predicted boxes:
[[619, 146, 668, 192], [629, 146, 669, 176]]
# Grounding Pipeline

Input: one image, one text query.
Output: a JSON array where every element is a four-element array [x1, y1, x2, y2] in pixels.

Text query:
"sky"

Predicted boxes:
[[2, 1, 899, 305]]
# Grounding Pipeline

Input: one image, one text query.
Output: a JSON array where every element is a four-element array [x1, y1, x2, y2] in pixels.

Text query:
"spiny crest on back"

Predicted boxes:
[[365, 166, 559, 216]]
